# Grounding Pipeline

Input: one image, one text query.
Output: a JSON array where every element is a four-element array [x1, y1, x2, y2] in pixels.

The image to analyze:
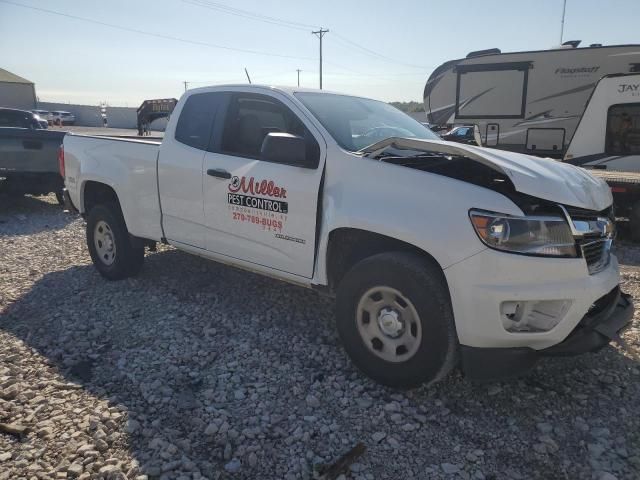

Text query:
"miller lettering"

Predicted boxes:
[[229, 176, 287, 198]]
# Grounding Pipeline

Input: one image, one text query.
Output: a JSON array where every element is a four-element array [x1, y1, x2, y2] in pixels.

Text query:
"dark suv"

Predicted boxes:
[[0, 108, 45, 129]]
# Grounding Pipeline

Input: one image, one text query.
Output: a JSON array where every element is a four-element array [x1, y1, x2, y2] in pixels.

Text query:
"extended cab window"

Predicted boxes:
[[606, 103, 640, 155], [220, 93, 318, 161], [175, 93, 224, 150]]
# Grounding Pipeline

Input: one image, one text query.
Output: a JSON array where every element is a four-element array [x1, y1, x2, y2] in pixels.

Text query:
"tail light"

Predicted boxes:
[[58, 144, 65, 178]]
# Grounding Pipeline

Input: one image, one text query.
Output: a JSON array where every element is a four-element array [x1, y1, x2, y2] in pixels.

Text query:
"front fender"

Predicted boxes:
[[312, 154, 523, 285]]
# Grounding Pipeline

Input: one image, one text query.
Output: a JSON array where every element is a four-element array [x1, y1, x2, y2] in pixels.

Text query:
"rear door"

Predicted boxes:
[[158, 92, 225, 249], [202, 91, 325, 278]]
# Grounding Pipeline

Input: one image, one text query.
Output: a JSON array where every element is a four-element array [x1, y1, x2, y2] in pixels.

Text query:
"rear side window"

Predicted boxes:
[[175, 93, 224, 150]]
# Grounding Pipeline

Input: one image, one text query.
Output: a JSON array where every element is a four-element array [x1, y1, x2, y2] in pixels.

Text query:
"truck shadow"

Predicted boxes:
[[0, 194, 74, 236], [1, 248, 639, 478]]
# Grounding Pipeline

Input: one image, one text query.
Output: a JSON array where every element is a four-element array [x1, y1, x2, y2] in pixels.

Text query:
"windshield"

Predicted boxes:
[[295, 92, 439, 152]]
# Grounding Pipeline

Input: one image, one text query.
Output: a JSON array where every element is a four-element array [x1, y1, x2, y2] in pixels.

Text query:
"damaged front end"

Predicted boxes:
[[359, 137, 613, 212], [362, 137, 617, 275], [360, 138, 633, 379]]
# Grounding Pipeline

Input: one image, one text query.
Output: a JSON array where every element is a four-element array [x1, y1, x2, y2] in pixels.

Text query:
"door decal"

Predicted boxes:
[[227, 175, 288, 232]]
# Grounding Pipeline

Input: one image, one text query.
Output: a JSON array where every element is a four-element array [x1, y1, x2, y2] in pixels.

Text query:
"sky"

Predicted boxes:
[[1, 0, 639, 107]]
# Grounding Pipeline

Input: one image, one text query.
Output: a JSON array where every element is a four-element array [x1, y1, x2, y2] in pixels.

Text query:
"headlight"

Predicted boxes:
[[469, 210, 577, 257]]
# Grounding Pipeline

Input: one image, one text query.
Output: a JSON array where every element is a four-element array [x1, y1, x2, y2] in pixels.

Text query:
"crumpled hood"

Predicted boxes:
[[361, 138, 613, 212]]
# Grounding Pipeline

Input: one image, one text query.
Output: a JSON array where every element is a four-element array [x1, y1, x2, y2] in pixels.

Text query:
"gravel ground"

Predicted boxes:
[[1, 194, 639, 480]]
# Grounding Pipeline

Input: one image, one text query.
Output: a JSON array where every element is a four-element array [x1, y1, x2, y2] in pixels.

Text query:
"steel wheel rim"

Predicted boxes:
[[94, 220, 116, 266], [356, 286, 422, 363]]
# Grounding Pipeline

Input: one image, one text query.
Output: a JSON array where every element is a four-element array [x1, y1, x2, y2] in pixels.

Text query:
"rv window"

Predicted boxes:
[[606, 103, 640, 155], [456, 64, 528, 119]]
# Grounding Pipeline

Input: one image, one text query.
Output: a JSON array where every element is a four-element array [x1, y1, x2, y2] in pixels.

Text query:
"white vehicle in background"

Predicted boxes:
[[60, 85, 632, 387], [51, 110, 75, 126], [564, 73, 640, 238], [32, 109, 51, 127]]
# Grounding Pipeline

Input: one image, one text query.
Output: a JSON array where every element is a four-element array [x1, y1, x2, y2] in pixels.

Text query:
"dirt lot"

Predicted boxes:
[[1, 194, 639, 480]]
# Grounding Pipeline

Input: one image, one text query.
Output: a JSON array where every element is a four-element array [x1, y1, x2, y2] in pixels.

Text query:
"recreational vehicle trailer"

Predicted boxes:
[[424, 43, 640, 158], [564, 73, 640, 238]]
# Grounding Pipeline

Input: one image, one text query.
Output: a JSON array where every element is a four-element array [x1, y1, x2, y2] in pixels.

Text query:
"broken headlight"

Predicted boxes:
[[469, 210, 576, 257]]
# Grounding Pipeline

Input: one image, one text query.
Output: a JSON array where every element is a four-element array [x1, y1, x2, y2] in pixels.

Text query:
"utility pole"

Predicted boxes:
[[560, 0, 567, 44], [296, 69, 302, 87], [183, 81, 189, 92], [312, 28, 329, 89]]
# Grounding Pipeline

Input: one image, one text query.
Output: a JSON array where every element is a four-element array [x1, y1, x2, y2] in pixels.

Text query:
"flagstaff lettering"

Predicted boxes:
[[554, 66, 600, 75]]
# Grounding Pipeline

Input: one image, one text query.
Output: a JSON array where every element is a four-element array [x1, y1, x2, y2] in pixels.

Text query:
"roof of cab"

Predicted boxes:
[[185, 83, 375, 100]]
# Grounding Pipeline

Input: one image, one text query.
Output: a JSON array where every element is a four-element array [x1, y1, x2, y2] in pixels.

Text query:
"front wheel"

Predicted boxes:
[[336, 252, 458, 388], [86, 203, 144, 280]]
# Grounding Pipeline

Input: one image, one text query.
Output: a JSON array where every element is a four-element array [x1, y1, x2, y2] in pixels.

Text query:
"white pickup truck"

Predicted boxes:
[[61, 85, 633, 387]]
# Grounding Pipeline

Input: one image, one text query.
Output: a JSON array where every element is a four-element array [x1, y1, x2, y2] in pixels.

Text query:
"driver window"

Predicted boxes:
[[221, 93, 308, 159]]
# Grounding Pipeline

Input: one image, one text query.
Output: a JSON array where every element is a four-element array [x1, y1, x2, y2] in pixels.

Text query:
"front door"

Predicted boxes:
[[202, 91, 325, 278]]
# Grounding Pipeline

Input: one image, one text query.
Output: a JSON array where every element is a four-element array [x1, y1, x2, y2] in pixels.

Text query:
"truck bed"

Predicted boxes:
[[63, 133, 163, 241]]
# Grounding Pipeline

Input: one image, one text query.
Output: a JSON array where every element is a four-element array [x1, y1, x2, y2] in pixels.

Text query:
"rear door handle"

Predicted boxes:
[[207, 168, 231, 179]]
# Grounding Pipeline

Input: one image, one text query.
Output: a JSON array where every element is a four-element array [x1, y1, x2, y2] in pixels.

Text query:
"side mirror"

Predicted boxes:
[[261, 132, 318, 168]]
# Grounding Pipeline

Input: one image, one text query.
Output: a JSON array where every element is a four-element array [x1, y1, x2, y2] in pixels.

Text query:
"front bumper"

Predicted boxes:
[[461, 287, 634, 381]]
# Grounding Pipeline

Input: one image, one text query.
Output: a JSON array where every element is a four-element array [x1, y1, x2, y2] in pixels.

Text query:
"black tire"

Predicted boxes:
[[630, 201, 640, 242], [54, 190, 64, 206], [336, 252, 458, 388], [86, 203, 144, 280]]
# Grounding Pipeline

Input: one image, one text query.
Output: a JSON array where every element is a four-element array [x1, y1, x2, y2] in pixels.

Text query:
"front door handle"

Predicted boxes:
[[207, 168, 231, 179]]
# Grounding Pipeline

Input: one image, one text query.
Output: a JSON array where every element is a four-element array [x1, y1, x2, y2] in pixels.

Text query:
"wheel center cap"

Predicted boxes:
[[378, 308, 403, 338], [104, 233, 114, 251]]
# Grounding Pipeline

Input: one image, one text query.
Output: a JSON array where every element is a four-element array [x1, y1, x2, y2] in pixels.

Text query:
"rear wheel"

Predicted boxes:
[[86, 203, 144, 280], [335, 252, 458, 388]]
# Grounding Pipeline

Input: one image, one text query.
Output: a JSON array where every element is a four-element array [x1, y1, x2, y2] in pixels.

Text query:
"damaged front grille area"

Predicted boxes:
[[559, 205, 614, 276], [579, 238, 612, 275]]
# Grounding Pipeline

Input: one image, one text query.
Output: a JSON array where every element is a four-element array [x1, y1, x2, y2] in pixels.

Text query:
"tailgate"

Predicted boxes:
[[0, 128, 66, 174]]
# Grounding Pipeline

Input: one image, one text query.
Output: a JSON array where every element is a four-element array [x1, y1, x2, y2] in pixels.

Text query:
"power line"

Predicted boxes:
[[312, 29, 329, 89], [180, 0, 429, 71], [0, 0, 315, 62], [330, 32, 429, 69], [182, 0, 318, 31]]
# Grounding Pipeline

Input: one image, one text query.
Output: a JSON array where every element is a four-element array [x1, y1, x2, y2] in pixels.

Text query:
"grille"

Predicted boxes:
[[580, 238, 612, 275]]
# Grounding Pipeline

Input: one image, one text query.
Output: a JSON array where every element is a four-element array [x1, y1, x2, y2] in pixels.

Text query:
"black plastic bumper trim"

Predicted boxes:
[[460, 287, 634, 381]]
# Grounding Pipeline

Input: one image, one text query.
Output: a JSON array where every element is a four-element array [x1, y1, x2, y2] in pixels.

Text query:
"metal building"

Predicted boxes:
[[0, 68, 36, 110]]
